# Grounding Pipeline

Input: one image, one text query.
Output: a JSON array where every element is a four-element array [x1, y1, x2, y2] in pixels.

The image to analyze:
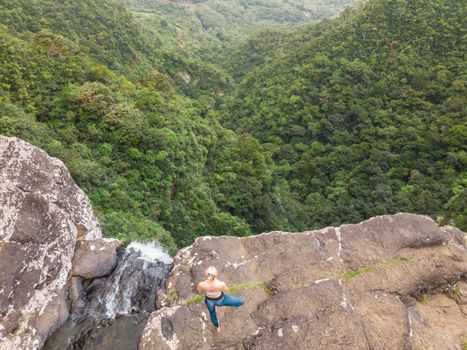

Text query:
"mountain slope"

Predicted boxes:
[[123, 0, 356, 62], [224, 0, 467, 230], [0, 0, 154, 70], [1, 0, 465, 251], [0, 0, 233, 97], [0, 0, 309, 250]]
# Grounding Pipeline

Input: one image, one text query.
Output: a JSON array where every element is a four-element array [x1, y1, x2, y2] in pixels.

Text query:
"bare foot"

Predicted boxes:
[[217, 320, 221, 333]]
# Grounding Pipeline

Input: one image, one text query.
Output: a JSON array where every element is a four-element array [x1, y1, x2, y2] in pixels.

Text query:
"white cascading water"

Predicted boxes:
[[124, 242, 173, 264], [103, 242, 173, 319], [44, 241, 173, 350]]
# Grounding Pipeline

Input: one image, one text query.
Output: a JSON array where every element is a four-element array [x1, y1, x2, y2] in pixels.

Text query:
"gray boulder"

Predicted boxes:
[[72, 238, 121, 280], [0, 136, 101, 350]]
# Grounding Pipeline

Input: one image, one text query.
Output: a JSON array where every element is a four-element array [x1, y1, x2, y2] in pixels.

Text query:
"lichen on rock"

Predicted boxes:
[[0, 136, 101, 350]]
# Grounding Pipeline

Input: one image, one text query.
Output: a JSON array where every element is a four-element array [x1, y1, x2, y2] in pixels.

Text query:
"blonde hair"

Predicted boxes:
[[205, 266, 218, 281]]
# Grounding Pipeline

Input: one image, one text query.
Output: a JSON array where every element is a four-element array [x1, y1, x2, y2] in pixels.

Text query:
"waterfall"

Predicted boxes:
[[102, 242, 173, 319], [44, 242, 173, 350]]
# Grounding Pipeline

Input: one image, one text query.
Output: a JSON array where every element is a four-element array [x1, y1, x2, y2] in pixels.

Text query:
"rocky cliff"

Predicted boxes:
[[0, 137, 171, 350], [140, 213, 467, 350], [1, 136, 466, 350], [0, 136, 103, 349]]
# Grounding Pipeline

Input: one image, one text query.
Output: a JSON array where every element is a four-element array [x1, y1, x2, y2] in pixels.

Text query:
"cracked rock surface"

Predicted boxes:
[[140, 213, 466, 350], [0, 136, 101, 350]]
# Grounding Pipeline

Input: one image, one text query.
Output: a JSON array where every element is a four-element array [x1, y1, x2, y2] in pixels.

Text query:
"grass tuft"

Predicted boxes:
[[229, 281, 266, 293], [454, 287, 462, 301], [342, 257, 409, 280], [180, 256, 414, 306], [186, 295, 204, 305]]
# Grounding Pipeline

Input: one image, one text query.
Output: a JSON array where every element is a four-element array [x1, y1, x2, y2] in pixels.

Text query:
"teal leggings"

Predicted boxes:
[[204, 293, 244, 327]]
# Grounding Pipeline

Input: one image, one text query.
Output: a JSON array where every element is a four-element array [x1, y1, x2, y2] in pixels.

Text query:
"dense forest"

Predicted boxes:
[[124, 0, 355, 58], [0, 0, 465, 254], [0, 0, 310, 253], [223, 0, 466, 230], [123, 0, 356, 95]]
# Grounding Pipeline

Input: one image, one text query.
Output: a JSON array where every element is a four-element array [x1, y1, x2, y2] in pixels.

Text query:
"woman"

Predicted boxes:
[[196, 266, 244, 331]]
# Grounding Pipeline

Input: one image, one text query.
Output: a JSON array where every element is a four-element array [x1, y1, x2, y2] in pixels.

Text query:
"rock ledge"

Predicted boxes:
[[140, 213, 466, 350]]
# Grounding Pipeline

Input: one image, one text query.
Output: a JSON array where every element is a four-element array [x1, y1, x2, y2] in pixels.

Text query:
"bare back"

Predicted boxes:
[[197, 279, 227, 298]]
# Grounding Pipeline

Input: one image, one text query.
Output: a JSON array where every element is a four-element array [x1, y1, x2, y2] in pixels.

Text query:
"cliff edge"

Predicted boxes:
[[140, 213, 467, 350]]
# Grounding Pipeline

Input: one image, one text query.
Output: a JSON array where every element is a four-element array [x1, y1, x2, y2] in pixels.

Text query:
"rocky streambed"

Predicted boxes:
[[44, 242, 172, 350]]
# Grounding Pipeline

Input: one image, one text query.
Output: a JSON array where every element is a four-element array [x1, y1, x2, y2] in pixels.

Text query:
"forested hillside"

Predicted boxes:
[[224, 0, 466, 230], [122, 0, 356, 94], [123, 0, 355, 64], [0, 0, 464, 255], [0, 0, 309, 252], [0, 0, 233, 98]]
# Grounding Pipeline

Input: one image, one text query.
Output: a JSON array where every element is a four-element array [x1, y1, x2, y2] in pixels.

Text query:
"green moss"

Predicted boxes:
[[420, 294, 429, 305], [463, 341, 467, 350], [9, 314, 32, 335], [290, 281, 313, 290], [342, 257, 409, 280], [166, 290, 179, 307]]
